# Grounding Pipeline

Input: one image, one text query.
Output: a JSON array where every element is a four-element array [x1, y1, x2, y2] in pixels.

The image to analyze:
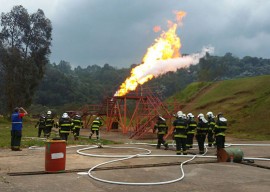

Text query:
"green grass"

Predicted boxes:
[[0, 118, 120, 149], [167, 81, 211, 103], [167, 75, 270, 140]]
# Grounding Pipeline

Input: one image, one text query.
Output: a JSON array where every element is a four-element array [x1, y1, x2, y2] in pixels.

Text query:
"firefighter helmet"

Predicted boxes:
[[197, 113, 204, 119], [206, 111, 215, 118], [47, 110, 52, 115], [182, 114, 187, 119], [177, 111, 183, 118], [62, 113, 69, 118], [158, 115, 165, 121], [187, 113, 194, 118]]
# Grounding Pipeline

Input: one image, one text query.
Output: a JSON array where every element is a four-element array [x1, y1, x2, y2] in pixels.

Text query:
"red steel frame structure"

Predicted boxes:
[[79, 86, 183, 139]]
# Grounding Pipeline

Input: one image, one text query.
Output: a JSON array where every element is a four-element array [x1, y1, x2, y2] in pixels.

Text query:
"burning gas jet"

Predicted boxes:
[[114, 11, 213, 97]]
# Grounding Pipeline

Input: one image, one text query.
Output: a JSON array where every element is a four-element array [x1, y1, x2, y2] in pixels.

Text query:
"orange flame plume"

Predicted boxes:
[[114, 11, 186, 97]]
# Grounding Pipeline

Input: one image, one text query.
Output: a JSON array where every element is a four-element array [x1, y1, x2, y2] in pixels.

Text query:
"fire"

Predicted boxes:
[[114, 11, 186, 97], [153, 25, 161, 33]]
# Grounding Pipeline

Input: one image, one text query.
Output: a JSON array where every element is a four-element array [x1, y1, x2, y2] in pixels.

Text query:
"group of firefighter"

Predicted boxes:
[[154, 111, 228, 155], [35, 111, 103, 141]]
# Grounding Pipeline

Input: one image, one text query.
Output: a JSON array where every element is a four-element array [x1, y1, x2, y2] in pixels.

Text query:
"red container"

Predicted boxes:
[[45, 140, 66, 172]]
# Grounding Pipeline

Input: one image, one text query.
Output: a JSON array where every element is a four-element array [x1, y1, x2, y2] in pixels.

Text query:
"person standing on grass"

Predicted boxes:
[[11, 107, 28, 151], [44, 110, 54, 138], [35, 114, 46, 137]]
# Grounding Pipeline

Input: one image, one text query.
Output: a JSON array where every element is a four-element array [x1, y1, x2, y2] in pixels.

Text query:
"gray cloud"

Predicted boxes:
[[1, 0, 270, 68]]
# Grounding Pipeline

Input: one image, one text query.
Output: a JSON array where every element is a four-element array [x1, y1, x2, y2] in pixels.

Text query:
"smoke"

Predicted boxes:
[[137, 46, 214, 80]]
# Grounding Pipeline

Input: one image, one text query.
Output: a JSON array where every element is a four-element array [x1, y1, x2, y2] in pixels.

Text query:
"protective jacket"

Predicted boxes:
[[72, 117, 83, 129], [208, 117, 216, 132], [197, 118, 209, 135], [59, 118, 73, 133], [173, 117, 187, 138], [187, 118, 197, 134], [36, 116, 46, 128], [45, 115, 54, 128], [215, 117, 227, 136], [154, 120, 168, 134], [91, 119, 103, 131]]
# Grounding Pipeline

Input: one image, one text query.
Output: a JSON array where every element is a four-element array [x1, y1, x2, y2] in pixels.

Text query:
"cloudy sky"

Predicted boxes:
[[1, 0, 270, 68]]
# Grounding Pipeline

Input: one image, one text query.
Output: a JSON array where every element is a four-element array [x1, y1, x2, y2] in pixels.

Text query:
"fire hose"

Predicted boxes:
[[76, 143, 270, 186], [76, 145, 213, 185]]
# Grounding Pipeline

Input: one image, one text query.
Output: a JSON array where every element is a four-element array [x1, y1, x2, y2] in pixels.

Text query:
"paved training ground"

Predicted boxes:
[[1, 129, 269, 192]]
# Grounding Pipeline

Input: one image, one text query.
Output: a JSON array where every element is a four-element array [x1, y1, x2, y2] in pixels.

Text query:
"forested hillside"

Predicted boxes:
[[2, 48, 270, 115], [31, 53, 270, 112]]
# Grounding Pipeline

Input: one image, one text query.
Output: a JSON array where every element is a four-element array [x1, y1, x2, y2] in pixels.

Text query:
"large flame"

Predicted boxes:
[[114, 11, 212, 97]]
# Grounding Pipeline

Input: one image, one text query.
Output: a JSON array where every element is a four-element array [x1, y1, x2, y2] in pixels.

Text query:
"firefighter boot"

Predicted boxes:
[[164, 143, 169, 150]]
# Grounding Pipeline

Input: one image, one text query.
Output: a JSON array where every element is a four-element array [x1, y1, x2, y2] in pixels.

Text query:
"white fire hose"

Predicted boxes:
[[76, 142, 270, 186]]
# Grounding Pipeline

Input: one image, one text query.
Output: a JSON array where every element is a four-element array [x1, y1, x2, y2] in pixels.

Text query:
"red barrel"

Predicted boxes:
[[45, 139, 66, 172]]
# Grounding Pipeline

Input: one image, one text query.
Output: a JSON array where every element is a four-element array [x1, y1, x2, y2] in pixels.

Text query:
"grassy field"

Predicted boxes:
[[167, 75, 270, 140], [0, 116, 118, 149]]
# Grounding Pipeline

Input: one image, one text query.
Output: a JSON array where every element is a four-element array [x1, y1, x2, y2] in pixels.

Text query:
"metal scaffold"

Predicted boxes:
[[79, 86, 183, 139]]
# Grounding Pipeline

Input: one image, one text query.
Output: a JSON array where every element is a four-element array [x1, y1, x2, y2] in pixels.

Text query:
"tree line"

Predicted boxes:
[[0, 5, 52, 114], [32, 53, 270, 112], [1, 5, 270, 115]]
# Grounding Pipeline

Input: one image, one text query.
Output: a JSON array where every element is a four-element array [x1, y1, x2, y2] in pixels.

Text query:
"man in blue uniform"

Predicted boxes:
[[11, 107, 28, 151]]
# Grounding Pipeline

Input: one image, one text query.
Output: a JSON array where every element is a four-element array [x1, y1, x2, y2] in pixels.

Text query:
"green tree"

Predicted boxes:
[[0, 5, 52, 114]]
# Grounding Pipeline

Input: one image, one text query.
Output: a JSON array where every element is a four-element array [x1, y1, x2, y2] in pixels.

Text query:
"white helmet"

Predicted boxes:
[[62, 113, 69, 118], [182, 114, 187, 119], [187, 113, 194, 118], [47, 110, 52, 115], [177, 111, 183, 118], [96, 117, 100, 120], [197, 113, 204, 118], [206, 111, 214, 118], [158, 115, 165, 121]]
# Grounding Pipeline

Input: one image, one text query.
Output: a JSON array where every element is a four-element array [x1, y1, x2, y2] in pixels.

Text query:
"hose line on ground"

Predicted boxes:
[[76, 144, 213, 185], [76, 142, 270, 185]]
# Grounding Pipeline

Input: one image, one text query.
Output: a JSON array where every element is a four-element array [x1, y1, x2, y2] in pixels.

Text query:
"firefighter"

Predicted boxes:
[[186, 113, 197, 149], [206, 111, 216, 147], [44, 110, 54, 138], [11, 107, 28, 151], [89, 116, 103, 140], [153, 115, 169, 150], [196, 113, 209, 154], [35, 114, 46, 137], [72, 114, 83, 140], [214, 112, 228, 150], [173, 111, 188, 155], [59, 113, 73, 141]]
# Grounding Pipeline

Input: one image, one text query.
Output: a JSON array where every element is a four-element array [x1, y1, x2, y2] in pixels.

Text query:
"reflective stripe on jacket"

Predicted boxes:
[[11, 112, 23, 131], [173, 118, 187, 138], [59, 118, 73, 133], [91, 120, 103, 130], [154, 121, 168, 134]]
